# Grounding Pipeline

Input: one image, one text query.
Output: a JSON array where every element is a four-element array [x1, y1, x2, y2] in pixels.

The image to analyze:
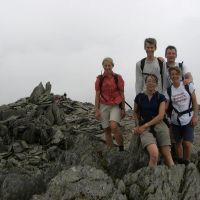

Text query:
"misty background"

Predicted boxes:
[[0, 0, 200, 108]]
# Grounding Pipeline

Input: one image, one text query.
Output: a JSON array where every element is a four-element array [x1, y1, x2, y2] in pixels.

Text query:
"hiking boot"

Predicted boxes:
[[183, 159, 190, 166], [177, 158, 190, 166], [119, 145, 124, 152]]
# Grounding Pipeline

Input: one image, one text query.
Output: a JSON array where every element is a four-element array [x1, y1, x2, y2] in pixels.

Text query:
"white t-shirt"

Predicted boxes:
[[165, 82, 194, 126]]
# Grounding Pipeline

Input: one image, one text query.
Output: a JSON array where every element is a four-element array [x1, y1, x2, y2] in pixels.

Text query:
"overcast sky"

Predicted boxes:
[[0, 0, 200, 107]]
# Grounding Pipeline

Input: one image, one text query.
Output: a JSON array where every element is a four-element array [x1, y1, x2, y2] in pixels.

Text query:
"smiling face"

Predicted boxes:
[[170, 69, 181, 83], [102, 58, 114, 75], [145, 74, 158, 92], [165, 48, 177, 63], [144, 42, 156, 57]]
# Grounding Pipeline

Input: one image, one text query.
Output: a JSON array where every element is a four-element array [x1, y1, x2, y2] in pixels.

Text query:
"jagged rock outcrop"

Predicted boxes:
[[0, 82, 200, 200], [124, 163, 200, 200], [31, 165, 127, 200]]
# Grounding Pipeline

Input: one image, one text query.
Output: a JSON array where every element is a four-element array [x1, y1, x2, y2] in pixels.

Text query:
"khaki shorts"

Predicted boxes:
[[140, 121, 171, 149], [100, 104, 121, 129]]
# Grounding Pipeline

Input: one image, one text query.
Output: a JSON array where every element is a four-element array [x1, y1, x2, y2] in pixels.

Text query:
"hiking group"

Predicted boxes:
[[95, 38, 198, 168]]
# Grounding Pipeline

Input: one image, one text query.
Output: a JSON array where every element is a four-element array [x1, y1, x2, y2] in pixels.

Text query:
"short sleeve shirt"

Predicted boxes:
[[135, 92, 166, 121], [95, 73, 124, 105], [165, 82, 194, 125]]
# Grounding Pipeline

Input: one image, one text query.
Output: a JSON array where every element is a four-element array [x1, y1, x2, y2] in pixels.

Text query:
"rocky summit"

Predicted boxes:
[[0, 82, 200, 200]]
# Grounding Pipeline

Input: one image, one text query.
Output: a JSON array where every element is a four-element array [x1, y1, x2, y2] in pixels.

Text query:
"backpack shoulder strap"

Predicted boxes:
[[157, 58, 163, 71], [157, 58, 164, 89], [167, 86, 172, 100], [98, 74, 103, 90], [178, 62, 183, 71], [113, 73, 118, 84], [98, 74, 102, 79], [185, 84, 193, 117], [98, 74, 108, 102], [178, 62, 184, 80], [184, 84, 191, 95], [166, 86, 174, 118], [98, 74, 105, 97], [184, 84, 192, 106], [113, 73, 119, 90], [140, 58, 146, 72]]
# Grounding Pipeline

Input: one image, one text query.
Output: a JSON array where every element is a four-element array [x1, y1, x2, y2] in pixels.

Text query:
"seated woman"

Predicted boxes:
[[165, 66, 198, 165], [133, 74, 174, 167]]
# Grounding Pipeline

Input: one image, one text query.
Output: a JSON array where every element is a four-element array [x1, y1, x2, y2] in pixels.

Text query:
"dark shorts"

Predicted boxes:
[[171, 123, 194, 142]]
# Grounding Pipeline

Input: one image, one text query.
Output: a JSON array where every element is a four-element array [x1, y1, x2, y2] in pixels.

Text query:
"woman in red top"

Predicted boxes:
[[95, 57, 125, 151]]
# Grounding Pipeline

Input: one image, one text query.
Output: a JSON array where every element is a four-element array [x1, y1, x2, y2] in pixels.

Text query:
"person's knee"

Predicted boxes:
[[161, 148, 172, 159], [150, 151, 158, 160], [176, 141, 182, 148], [150, 155, 158, 165], [158, 145, 174, 163], [183, 141, 192, 148], [148, 148, 159, 162], [104, 127, 111, 134], [110, 121, 119, 131]]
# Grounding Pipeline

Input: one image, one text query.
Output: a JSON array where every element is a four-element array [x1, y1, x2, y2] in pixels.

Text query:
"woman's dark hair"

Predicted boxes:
[[145, 74, 158, 84]]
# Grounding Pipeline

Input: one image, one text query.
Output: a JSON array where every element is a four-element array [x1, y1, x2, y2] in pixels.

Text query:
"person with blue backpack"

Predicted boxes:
[[165, 66, 198, 165], [95, 57, 125, 151], [133, 74, 174, 167]]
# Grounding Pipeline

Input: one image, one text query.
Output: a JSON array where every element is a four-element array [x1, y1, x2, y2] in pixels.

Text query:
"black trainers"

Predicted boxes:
[[183, 159, 190, 166], [177, 158, 190, 166]]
